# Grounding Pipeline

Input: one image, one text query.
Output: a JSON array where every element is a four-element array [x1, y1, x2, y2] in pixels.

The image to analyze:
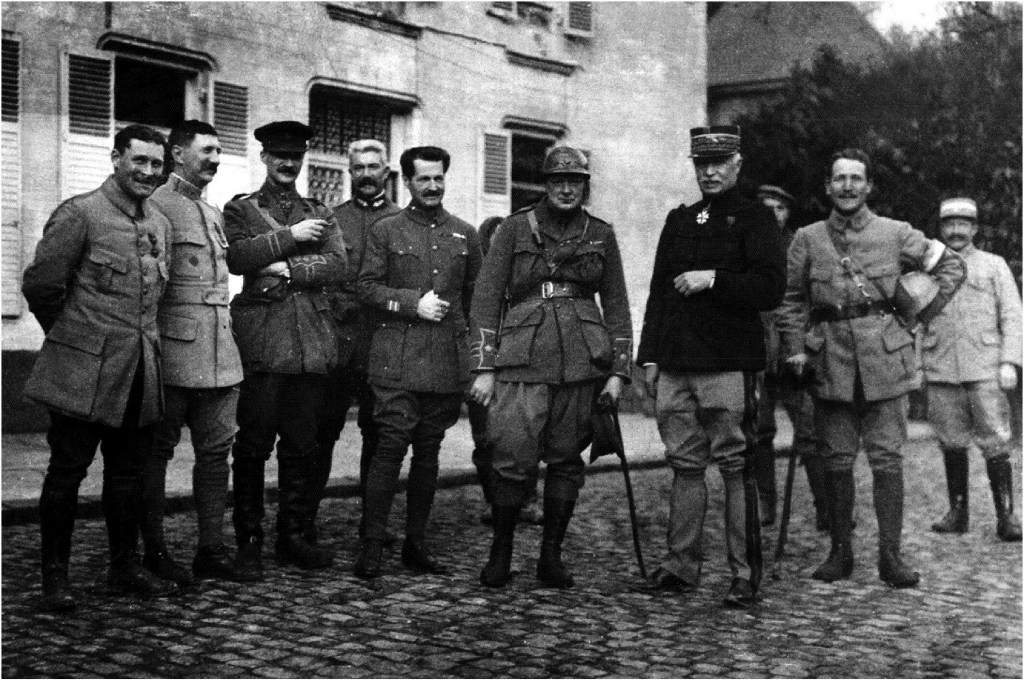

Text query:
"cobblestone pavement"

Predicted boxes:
[[3, 437, 1021, 678]]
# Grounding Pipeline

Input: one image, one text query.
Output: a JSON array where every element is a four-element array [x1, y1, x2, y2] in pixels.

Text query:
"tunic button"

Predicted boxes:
[[432, 245, 438, 251], [432, 269, 439, 275]]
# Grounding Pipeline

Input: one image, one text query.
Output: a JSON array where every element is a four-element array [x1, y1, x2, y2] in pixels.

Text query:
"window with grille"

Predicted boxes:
[[307, 84, 395, 205], [213, 82, 248, 156], [309, 86, 391, 155]]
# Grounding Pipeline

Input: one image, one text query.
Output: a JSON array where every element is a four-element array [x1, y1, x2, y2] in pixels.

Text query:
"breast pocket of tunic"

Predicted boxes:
[[170, 234, 208, 279], [87, 247, 129, 295]]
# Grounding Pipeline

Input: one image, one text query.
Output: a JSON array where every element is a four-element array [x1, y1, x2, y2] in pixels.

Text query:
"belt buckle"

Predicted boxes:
[[541, 281, 555, 299]]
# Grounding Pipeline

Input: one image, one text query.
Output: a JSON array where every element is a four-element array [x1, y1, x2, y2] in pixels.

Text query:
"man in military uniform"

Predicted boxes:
[[354, 146, 482, 578], [752, 185, 830, 531], [923, 197, 1021, 541], [23, 124, 178, 610], [469, 146, 633, 590], [637, 126, 785, 608], [314, 139, 400, 544], [778, 149, 966, 588], [139, 121, 244, 586], [224, 121, 347, 579]]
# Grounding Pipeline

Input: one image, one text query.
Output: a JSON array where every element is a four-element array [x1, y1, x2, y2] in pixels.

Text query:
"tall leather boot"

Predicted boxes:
[[537, 496, 576, 589], [39, 486, 77, 612], [932, 448, 969, 533], [104, 474, 177, 598], [752, 442, 777, 527], [802, 454, 832, 532], [812, 468, 855, 582], [987, 457, 1022, 542], [480, 478, 527, 587], [873, 468, 920, 588], [232, 457, 266, 582], [140, 454, 194, 587], [276, 457, 333, 569], [305, 440, 334, 545], [722, 470, 759, 607]]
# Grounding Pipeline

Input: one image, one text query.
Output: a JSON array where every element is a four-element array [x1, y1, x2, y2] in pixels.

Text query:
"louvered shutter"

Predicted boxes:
[[478, 130, 511, 223], [2, 38, 22, 317], [206, 81, 251, 210], [63, 53, 113, 199], [566, 2, 594, 37]]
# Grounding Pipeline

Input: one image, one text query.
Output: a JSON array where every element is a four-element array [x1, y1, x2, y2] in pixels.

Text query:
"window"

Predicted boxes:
[[205, 82, 250, 211], [114, 57, 187, 131], [3, 36, 21, 317], [510, 133, 553, 211], [565, 2, 594, 38], [307, 84, 404, 206]]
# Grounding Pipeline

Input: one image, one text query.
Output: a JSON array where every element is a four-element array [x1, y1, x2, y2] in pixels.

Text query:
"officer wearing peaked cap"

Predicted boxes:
[[923, 197, 1022, 541], [638, 125, 785, 608], [223, 119, 347, 579], [469, 145, 633, 589]]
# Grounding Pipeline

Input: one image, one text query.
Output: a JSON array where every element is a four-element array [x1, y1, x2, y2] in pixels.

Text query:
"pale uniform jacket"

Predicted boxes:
[[778, 206, 966, 403], [149, 174, 243, 389], [22, 176, 171, 427], [922, 244, 1022, 384]]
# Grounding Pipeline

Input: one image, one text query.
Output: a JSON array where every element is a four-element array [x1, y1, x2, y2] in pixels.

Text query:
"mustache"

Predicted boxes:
[[357, 177, 379, 187], [277, 166, 299, 176], [422, 190, 441, 197]]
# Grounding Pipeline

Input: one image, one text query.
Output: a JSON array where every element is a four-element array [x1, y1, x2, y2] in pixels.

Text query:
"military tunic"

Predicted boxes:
[[777, 206, 966, 471], [223, 180, 346, 468], [356, 202, 483, 542], [147, 173, 243, 549], [23, 176, 170, 428], [469, 198, 633, 498], [922, 244, 1022, 457]]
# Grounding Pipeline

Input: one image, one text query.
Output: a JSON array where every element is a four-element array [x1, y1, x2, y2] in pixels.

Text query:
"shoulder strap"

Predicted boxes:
[[824, 223, 897, 311]]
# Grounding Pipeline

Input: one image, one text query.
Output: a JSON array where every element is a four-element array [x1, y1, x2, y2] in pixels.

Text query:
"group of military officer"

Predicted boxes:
[[21, 117, 1021, 613]]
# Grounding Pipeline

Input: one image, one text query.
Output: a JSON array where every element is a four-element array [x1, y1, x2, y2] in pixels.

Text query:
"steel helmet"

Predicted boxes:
[[542, 146, 590, 178]]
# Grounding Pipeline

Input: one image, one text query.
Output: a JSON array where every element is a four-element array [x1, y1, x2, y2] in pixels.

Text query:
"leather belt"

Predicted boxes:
[[810, 300, 891, 323], [515, 281, 592, 305], [163, 286, 231, 306]]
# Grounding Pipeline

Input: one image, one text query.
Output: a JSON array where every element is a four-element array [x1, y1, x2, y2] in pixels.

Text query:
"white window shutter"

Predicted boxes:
[[478, 129, 511, 223], [206, 81, 252, 210], [2, 37, 22, 317], [63, 52, 113, 200]]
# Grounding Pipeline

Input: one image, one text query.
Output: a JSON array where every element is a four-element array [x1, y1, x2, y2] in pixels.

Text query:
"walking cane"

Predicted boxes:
[[771, 440, 799, 573], [592, 393, 648, 579]]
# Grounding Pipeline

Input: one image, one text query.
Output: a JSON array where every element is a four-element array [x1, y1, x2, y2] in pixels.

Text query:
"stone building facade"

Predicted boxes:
[[1, 1, 707, 430]]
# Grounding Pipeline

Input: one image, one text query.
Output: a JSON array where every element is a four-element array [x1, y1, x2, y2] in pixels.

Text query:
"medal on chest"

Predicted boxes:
[[696, 207, 710, 224]]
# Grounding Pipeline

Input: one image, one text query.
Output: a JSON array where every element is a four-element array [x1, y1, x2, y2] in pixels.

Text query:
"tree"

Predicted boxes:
[[736, 2, 1022, 283]]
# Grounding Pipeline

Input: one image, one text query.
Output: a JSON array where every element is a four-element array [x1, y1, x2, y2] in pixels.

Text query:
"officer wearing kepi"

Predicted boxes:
[[354, 146, 482, 578], [638, 126, 785, 608], [224, 121, 347, 579], [470, 145, 633, 590], [314, 139, 400, 544], [778, 148, 966, 588], [923, 197, 1022, 541]]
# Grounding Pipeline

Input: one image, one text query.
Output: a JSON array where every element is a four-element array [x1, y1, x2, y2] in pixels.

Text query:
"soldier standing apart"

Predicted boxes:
[[470, 146, 633, 590], [23, 125, 178, 610], [315, 139, 400, 543], [354, 146, 482, 578], [139, 121, 244, 586], [924, 197, 1021, 541], [753, 185, 831, 531], [778, 149, 966, 588], [224, 121, 347, 580], [638, 126, 784, 608]]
